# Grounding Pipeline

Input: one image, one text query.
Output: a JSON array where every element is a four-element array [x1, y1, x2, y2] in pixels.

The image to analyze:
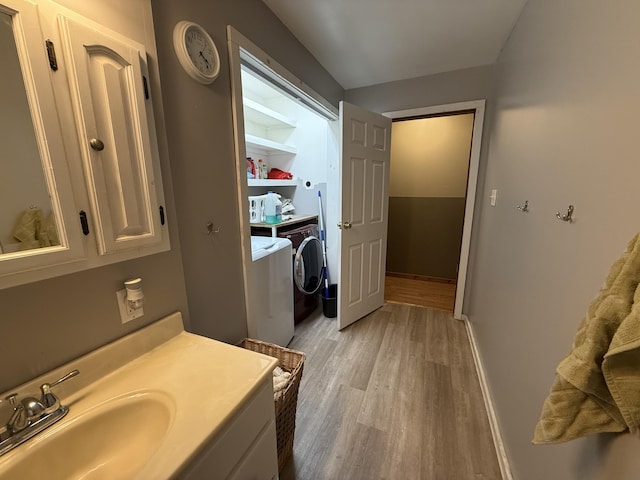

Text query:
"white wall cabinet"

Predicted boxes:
[[58, 15, 166, 255], [0, 0, 169, 289]]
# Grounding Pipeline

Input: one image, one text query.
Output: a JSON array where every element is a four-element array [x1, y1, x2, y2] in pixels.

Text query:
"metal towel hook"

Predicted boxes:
[[556, 205, 574, 222], [517, 200, 529, 212]]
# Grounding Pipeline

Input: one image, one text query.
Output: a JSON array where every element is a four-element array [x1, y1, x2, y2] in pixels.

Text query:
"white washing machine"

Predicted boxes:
[[247, 236, 294, 346]]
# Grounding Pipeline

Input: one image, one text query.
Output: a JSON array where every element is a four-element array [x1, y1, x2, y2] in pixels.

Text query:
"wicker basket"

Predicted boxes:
[[238, 338, 305, 472]]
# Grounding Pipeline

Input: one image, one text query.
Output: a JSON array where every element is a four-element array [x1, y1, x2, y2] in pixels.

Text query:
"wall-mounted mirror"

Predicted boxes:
[[0, 0, 86, 288], [0, 10, 61, 255]]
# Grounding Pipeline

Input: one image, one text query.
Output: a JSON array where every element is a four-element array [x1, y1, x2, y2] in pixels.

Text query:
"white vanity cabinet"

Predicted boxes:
[[178, 379, 279, 480], [0, 0, 169, 289]]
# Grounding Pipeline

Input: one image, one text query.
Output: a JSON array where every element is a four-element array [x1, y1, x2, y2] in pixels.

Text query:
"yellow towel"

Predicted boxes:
[[11, 208, 60, 250], [533, 233, 640, 444], [12, 208, 42, 250], [38, 212, 60, 247]]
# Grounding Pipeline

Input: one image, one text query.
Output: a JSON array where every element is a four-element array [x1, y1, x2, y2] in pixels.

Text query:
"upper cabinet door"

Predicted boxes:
[[58, 16, 165, 255], [0, 0, 85, 287]]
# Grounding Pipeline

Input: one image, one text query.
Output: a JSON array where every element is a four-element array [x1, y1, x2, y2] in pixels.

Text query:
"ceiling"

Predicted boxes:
[[262, 0, 528, 90]]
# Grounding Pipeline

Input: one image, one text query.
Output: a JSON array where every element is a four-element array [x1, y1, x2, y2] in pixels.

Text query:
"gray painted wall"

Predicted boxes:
[[387, 114, 474, 280], [465, 0, 640, 478], [0, 0, 189, 394], [387, 197, 465, 279], [150, 0, 344, 343], [345, 65, 495, 114]]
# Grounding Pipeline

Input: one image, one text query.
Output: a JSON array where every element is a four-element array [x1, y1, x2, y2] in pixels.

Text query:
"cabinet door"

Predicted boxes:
[[58, 16, 165, 255], [0, 0, 85, 288]]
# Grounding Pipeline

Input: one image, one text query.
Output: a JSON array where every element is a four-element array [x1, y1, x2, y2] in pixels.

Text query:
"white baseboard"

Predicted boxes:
[[461, 314, 514, 480]]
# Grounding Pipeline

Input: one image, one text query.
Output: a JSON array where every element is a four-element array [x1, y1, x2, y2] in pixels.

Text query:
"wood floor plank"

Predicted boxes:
[[321, 385, 387, 480], [385, 275, 456, 311], [380, 312, 427, 479], [281, 302, 501, 480]]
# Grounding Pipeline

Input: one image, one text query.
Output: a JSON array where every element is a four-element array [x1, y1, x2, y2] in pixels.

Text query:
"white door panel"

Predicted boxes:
[[338, 101, 391, 330]]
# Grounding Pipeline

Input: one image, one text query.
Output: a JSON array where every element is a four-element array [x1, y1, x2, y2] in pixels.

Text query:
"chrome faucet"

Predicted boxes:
[[1, 370, 79, 456]]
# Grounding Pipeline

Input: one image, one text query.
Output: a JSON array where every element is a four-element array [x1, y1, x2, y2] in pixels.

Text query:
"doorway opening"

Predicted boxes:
[[227, 26, 340, 338], [384, 101, 486, 319], [228, 26, 393, 333]]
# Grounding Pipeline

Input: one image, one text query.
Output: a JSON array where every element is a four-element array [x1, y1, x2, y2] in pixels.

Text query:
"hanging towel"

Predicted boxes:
[[533, 233, 640, 444]]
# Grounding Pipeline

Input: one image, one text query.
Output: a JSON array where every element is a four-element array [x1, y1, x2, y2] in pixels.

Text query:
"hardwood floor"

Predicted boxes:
[[280, 302, 501, 480], [384, 275, 456, 312]]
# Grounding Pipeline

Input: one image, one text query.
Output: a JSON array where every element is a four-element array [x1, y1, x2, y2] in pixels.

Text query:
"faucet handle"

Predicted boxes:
[[5, 394, 29, 434], [40, 370, 80, 409]]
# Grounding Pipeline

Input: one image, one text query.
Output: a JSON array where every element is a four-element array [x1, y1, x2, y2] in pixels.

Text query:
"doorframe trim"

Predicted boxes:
[[383, 100, 486, 320]]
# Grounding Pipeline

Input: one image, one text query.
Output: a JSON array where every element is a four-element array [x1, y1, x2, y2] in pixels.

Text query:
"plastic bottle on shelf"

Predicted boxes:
[[246, 157, 256, 179], [256, 159, 263, 179], [260, 159, 268, 179], [264, 191, 282, 224]]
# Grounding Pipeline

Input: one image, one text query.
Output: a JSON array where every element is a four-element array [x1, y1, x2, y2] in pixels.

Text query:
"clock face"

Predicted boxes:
[[185, 27, 217, 77], [173, 21, 220, 84]]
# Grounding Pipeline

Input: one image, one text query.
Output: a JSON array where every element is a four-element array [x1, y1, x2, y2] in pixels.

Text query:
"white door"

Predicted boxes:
[[338, 101, 391, 330]]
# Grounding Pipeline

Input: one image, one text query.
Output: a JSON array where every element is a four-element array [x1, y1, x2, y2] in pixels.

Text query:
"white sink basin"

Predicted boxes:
[[0, 312, 277, 479], [0, 392, 174, 479]]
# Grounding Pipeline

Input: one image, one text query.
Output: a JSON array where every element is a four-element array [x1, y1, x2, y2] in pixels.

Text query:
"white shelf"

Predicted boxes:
[[243, 98, 296, 128], [245, 134, 297, 155], [248, 178, 297, 187]]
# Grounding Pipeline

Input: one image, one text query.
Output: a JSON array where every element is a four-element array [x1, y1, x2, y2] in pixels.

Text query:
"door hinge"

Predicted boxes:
[[79, 211, 90, 235], [159, 206, 165, 225], [45, 40, 58, 71], [142, 75, 150, 100]]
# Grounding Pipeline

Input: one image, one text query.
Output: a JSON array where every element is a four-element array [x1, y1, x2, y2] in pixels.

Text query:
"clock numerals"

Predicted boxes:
[[186, 29, 214, 74]]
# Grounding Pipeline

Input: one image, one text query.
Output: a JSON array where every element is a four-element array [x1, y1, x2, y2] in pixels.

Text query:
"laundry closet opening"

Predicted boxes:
[[227, 26, 341, 335]]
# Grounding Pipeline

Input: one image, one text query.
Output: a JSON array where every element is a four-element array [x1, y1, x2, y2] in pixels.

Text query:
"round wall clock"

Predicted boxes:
[[172, 21, 220, 84]]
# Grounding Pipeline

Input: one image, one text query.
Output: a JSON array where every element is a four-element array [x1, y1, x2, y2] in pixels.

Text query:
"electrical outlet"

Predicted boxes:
[[116, 289, 144, 323]]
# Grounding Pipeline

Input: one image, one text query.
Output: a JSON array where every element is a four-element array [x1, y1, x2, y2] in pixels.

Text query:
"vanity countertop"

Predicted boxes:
[[0, 312, 278, 479]]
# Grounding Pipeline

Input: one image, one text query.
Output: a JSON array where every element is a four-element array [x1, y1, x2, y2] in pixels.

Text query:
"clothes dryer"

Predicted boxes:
[[278, 223, 323, 323]]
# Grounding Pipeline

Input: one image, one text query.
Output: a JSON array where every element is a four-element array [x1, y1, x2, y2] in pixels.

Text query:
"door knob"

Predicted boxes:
[[90, 138, 105, 151], [337, 221, 352, 229]]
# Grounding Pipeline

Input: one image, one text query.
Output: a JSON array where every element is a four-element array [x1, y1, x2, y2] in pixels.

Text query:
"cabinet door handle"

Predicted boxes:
[[90, 138, 105, 151]]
